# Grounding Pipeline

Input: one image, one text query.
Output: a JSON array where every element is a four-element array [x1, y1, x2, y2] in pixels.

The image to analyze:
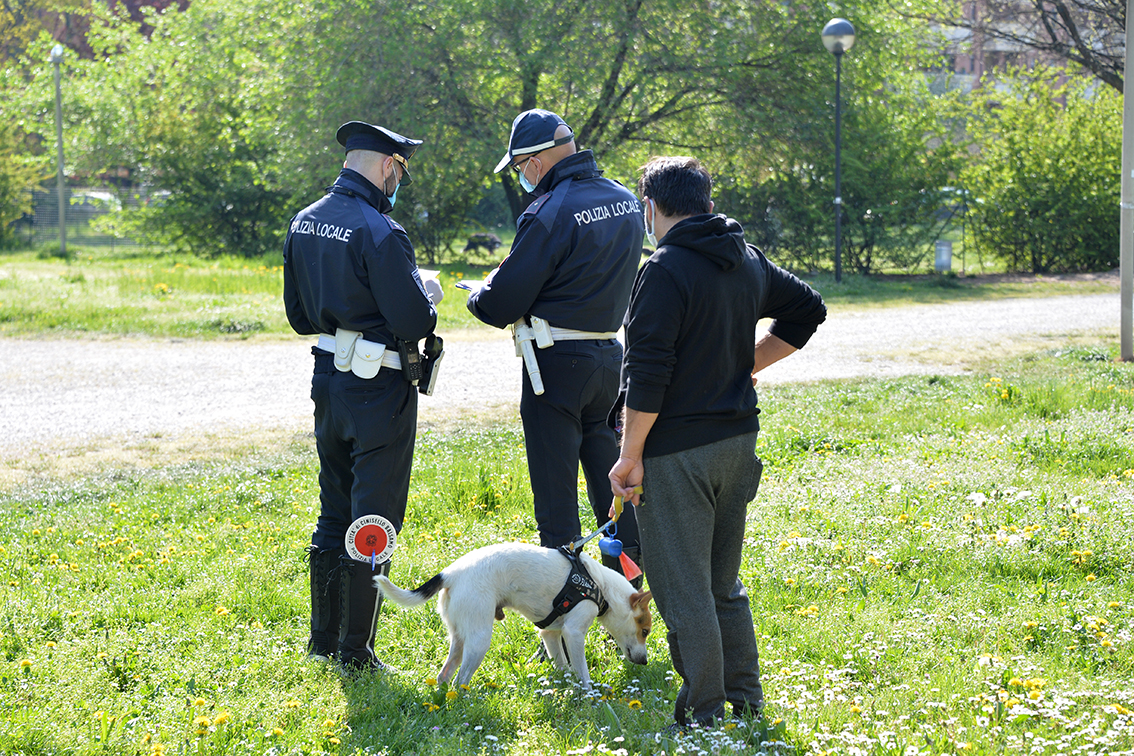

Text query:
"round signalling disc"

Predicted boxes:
[[345, 515, 397, 564]]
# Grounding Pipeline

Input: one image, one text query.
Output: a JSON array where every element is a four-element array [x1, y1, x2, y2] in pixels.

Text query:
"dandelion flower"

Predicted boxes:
[[193, 716, 211, 728], [446, 690, 458, 700], [850, 705, 862, 714], [328, 737, 341, 745], [425, 678, 438, 686], [193, 697, 207, 707], [19, 659, 32, 671], [1086, 574, 1097, 582], [321, 719, 336, 729], [213, 711, 231, 725], [270, 728, 284, 737], [285, 700, 300, 709], [627, 700, 642, 710], [45, 641, 56, 649], [215, 606, 229, 615]]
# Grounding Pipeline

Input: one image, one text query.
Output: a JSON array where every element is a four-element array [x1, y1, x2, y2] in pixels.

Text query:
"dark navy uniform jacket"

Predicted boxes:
[[283, 169, 436, 346], [467, 151, 643, 332]]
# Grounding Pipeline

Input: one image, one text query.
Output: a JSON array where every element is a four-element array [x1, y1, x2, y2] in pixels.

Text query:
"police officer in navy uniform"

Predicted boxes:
[[466, 109, 643, 581], [283, 121, 443, 671]]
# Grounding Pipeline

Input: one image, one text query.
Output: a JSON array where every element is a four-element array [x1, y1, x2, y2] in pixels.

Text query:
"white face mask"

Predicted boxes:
[[643, 198, 657, 247]]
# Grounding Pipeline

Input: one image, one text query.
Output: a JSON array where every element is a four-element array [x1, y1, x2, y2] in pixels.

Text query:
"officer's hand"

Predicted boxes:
[[609, 456, 644, 508], [423, 277, 444, 305]]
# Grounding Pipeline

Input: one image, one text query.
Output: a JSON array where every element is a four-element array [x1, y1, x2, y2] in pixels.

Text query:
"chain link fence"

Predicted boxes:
[[13, 186, 141, 250]]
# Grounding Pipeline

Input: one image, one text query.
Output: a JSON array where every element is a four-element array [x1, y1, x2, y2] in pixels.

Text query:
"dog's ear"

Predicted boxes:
[[630, 590, 653, 609]]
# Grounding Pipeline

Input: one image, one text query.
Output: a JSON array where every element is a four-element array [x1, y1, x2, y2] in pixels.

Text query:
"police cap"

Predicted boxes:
[[336, 121, 423, 185], [493, 109, 575, 174]]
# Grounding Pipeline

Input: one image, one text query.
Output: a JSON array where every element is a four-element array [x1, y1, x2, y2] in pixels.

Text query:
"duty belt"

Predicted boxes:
[[547, 326, 619, 341], [534, 546, 610, 629], [317, 331, 402, 379]]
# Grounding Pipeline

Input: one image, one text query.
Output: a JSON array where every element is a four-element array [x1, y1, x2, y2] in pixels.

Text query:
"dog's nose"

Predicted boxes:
[[629, 649, 647, 665]]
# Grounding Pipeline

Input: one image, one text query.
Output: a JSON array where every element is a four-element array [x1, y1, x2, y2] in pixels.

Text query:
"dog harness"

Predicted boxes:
[[534, 546, 610, 629]]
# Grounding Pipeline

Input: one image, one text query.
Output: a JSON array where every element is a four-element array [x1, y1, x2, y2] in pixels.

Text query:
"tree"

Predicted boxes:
[[0, 120, 44, 248], [926, 0, 1125, 93], [960, 69, 1120, 273]]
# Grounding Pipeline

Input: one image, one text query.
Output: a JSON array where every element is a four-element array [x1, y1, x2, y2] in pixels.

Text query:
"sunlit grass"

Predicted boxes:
[[2, 347, 1133, 755], [0, 244, 1120, 339]]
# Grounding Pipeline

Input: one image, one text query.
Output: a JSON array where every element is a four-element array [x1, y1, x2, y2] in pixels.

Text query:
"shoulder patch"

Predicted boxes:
[[384, 214, 405, 233]]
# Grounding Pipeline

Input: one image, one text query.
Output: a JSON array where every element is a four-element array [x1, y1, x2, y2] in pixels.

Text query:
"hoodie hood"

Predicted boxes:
[[659, 213, 745, 271]]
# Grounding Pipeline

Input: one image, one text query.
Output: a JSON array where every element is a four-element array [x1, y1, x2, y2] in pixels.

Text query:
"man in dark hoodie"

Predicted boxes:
[[467, 109, 643, 581], [608, 156, 826, 728]]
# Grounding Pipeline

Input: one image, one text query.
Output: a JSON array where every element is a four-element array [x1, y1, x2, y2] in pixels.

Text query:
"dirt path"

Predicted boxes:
[[0, 292, 1120, 480]]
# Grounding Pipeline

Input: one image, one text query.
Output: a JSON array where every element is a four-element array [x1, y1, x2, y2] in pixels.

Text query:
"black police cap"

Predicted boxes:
[[336, 121, 423, 185]]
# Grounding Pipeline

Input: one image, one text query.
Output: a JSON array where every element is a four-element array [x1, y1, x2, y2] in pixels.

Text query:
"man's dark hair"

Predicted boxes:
[[637, 157, 712, 217]]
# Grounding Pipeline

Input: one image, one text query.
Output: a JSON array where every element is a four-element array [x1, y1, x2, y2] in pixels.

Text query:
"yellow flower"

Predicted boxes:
[[328, 737, 341, 745], [193, 697, 207, 707], [627, 699, 642, 710], [96, 652, 109, 661], [423, 702, 440, 712], [1023, 622, 1038, 630], [446, 690, 458, 700], [215, 606, 229, 615], [1086, 574, 1097, 582], [285, 700, 300, 709], [957, 743, 973, 752], [835, 587, 849, 595], [45, 641, 56, 649], [213, 711, 231, 725], [270, 727, 285, 737], [784, 577, 796, 586], [19, 659, 32, 670], [1107, 601, 1122, 609], [850, 705, 862, 714], [460, 684, 470, 691], [193, 716, 211, 728], [321, 719, 336, 729], [425, 677, 438, 686]]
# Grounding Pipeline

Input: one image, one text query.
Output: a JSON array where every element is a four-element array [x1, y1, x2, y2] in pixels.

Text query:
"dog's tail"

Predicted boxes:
[[374, 573, 444, 608]]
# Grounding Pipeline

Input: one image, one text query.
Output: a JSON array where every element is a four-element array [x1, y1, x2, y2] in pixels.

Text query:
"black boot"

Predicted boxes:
[[338, 556, 392, 672], [306, 545, 344, 661]]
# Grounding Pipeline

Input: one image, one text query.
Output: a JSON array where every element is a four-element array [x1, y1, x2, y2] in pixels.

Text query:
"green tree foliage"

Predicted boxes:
[[0, 120, 44, 248], [719, 79, 962, 274], [3, 0, 954, 264], [960, 71, 1120, 273]]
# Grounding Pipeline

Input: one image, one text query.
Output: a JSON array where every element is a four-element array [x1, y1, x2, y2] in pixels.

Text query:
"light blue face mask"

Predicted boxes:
[[644, 198, 657, 247], [384, 168, 401, 207], [517, 158, 538, 194]]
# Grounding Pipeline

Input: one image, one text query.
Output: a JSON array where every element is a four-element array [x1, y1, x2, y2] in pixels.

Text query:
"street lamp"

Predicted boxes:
[[49, 43, 66, 257], [822, 18, 855, 283]]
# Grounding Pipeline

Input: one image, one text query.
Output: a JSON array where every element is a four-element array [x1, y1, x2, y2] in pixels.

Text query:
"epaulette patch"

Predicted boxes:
[[384, 215, 405, 233], [523, 193, 552, 216]]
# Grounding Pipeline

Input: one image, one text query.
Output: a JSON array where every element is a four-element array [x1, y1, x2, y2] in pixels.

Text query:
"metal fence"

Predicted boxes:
[[13, 186, 141, 249]]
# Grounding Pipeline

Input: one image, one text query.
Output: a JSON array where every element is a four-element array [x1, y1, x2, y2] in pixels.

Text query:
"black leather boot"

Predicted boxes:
[[306, 545, 344, 661], [338, 556, 392, 672]]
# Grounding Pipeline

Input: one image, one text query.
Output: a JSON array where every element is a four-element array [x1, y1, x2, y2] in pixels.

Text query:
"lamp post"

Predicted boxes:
[[822, 18, 855, 283], [49, 43, 66, 257]]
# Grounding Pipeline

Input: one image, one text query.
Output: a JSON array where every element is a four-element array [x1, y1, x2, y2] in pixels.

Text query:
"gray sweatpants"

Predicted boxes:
[[636, 431, 764, 725]]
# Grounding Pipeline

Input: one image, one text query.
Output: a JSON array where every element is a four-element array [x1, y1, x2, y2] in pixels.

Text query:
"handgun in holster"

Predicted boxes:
[[418, 334, 444, 396], [397, 338, 424, 385]]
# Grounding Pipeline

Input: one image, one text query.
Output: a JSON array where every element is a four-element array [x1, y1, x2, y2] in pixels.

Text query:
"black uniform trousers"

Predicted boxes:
[[309, 348, 417, 551], [520, 339, 640, 550]]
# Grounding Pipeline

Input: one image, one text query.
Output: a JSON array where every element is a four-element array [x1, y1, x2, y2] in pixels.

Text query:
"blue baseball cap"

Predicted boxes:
[[493, 109, 575, 174]]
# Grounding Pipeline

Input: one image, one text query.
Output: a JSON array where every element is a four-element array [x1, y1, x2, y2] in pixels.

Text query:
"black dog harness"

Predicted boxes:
[[534, 546, 610, 629]]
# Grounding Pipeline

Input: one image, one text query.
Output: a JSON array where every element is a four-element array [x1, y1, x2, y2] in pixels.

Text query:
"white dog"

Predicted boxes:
[[375, 542, 652, 689]]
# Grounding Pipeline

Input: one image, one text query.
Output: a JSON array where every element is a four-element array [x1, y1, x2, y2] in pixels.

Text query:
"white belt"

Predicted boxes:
[[547, 326, 618, 342], [317, 332, 402, 377]]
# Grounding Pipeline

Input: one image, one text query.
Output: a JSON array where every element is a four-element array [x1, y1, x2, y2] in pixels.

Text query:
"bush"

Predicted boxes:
[[960, 70, 1120, 273]]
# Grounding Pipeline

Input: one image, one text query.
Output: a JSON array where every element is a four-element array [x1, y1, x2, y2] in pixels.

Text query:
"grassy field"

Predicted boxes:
[[2, 343, 1133, 755], [0, 245, 1120, 340]]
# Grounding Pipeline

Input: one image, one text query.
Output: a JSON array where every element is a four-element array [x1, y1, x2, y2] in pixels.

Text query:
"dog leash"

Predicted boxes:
[[566, 486, 644, 582]]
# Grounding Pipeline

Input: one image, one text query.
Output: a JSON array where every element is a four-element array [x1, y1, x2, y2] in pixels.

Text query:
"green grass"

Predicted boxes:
[[3, 346, 1134, 755], [0, 245, 1119, 339]]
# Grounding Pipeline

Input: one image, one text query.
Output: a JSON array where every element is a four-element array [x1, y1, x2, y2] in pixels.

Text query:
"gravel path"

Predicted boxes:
[[0, 293, 1119, 454]]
